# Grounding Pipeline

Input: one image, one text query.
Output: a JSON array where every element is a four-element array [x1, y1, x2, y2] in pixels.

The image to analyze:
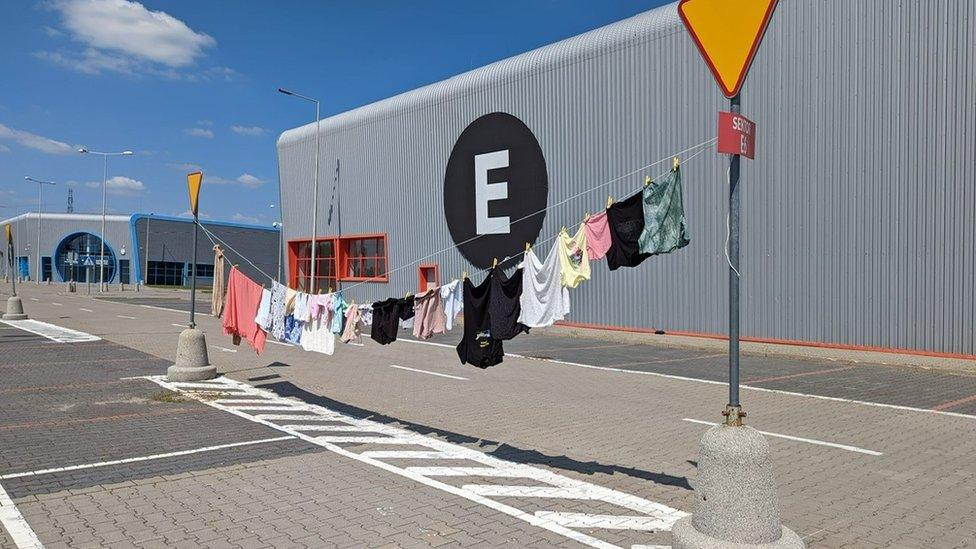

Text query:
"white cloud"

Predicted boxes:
[[231, 212, 260, 224], [183, 127, 213, 139], [55, 0, 214, 67], [168, 162, 203, 172], [178, 209, 211, 219], [38, 0, 222, 78], [231, 125, 265, 137], [236, 173, 264, 188], [42, 25, 63, 37], [0, 122, 77, 155], [86, 175, 146, 195]]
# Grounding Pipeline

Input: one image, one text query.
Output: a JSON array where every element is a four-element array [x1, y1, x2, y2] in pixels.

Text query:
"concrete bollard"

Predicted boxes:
[[3, 296, 29, 320], [166, 328, 217, 381], [672, 425, 804, 548]]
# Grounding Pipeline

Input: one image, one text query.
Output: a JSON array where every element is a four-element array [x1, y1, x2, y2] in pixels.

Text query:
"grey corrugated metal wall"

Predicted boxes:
[[0, 213, 132, 283], [276, 0, 975, 356], [131, 218, 279, 285]]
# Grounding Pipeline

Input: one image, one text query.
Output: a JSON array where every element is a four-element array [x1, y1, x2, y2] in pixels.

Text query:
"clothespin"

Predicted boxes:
[[492, 257, 498, 268], [461, 271, 468, 280], [327, 286, 332, 294], [584, 212, 591, 222], [645, 175, 653, 187], [606, 196, 614, 209], [560, 226, 567, 234], [404, 291, 412, 299], [525, 242, 531, 252], [673, 156, 680, 170]]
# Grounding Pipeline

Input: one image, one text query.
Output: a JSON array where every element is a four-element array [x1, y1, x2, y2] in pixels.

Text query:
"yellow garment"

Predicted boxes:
[[557, 225, 590, 288], [284, 287, 298, 315], [211, 245, 226, 318]]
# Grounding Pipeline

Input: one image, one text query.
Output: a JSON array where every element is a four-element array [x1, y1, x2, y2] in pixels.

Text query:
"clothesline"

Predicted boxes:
[[197, 221, 276, 283], [340, 137, 716, 298]]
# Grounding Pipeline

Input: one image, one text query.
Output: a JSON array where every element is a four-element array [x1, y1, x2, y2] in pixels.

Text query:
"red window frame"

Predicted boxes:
[[417, 263, 439, 292], [288, 233, 388, 292]]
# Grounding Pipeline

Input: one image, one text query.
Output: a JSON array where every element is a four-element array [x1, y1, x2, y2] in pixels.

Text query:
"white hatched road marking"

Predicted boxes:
[[0, 483, 43, 548], [142, 375, 687, 548], [212, 346, 238, 353], [0, 319, 100, 343], [682, 419, 883, 456], [535, 511, 672, 531], [283, 424, 392, 433], [116, 315, 136, 320], [0, 436, 294, 481], [388, 364, 468, 380]]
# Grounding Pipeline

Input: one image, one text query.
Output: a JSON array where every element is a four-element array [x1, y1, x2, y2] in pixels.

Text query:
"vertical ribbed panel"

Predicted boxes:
[[276, 0, 975, 356]]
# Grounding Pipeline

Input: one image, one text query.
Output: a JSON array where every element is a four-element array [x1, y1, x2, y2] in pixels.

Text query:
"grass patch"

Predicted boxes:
[[150, 390, 227, 403]]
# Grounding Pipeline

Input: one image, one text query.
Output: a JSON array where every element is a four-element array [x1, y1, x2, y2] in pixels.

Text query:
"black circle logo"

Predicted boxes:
[[444, 112, 548, 269]]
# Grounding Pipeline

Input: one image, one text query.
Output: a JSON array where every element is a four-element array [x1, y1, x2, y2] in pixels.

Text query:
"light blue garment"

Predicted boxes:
[[331, 294, 347, 334], [254, 288, 272, 330]]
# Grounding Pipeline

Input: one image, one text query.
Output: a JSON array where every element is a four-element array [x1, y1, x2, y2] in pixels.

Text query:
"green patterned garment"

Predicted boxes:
[[637, 167, 690, 255]]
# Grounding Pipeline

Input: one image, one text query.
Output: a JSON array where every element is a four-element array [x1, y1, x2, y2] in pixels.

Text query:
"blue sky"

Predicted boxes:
[[0, 0, 668, 226]]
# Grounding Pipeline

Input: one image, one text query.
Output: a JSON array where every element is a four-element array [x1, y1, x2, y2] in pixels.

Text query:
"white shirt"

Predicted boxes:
[[301, 317, 335, 355], [517, 245, 570, 328], [439, 279, 464, 331]]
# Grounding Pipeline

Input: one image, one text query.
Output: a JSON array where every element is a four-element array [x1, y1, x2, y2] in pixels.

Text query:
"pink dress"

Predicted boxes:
[[584, 211, 612, 260]]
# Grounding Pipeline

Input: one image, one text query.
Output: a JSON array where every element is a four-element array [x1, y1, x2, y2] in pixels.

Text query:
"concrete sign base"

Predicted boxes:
[[3, 296, 28, 320], [166, 328, 217, 382]]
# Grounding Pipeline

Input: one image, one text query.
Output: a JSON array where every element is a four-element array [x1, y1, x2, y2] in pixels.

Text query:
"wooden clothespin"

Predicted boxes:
[[673, 156, 680, 170], [584, 212, 591, 222], [461, 271, 468, 280], [645, 175, 653, 187], [525, 242, 531, 252], [404, 291, 412, 299], [327, 286, 332, 294], [492, 257, 498, 268], [606, 196, 614, 209]]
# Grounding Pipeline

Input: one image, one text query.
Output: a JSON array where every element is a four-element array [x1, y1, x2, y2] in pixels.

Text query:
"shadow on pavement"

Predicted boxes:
[[256, 380, 691, 491]]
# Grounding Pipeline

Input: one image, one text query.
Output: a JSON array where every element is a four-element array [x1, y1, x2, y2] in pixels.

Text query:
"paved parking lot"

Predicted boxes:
[[2, 284, 976, 548]]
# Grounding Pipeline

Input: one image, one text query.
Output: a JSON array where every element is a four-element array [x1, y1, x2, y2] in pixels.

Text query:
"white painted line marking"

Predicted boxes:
[[267, 340, 291, 347], [535, 511, 672, 531], [682, 419, 883, 456], [139, 304, 184, 313], [224, 405, 313, 411], [631, 545, 671, 549], [116, 315, 136, 320], [281, 424, 390, 433], [50, 302, 62, 306], [144, 375, 686, 548], [0, 319, 100, 343], [313, 436, 416, 444], [398, 339, 976, 421], [212, 345, 237, 353], [405, 466, 536, 478], [360, 450, 471, 460], [0, 436, 295, 481], [213, 399, 276, 405], [28, 298, 39, 302], [171, 323, 188, 328], [0, 482, 43, 548], [389, 364, 468, 380], [464, 485, 602, 499], [79, 308, 93, 313], [253, 414, 343, 422]]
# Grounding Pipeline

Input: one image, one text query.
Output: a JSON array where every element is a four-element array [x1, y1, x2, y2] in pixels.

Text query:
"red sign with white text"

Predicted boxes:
[[717, 111, 756, 159]]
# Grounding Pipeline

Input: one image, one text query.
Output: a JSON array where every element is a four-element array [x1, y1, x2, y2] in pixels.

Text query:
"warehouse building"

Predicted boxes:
[[1, 212, 278, 287], [276, 0, 974, 358]]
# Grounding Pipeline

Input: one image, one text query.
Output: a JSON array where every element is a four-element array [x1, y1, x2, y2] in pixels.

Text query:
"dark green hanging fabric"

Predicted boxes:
[[638, 167, 690, 255]]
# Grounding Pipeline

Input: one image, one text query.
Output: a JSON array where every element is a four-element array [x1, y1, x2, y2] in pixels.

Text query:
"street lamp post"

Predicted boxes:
[[78, 148, 133, 291], [272, 221, 283, 282], [278, 87, 321, 292], [24, 177, 56, 283]]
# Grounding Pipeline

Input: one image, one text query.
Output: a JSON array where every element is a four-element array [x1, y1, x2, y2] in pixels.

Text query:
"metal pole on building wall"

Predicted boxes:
[[726, 93, 742, 423], [100, 154, 107, 291], [25, 177, 56, 283], [145, 214, 152, 284], [335, 159, 341, 291], [312, 100, 320, 292]]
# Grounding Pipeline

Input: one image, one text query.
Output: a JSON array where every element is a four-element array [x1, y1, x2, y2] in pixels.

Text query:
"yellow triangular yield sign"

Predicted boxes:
[[186, 171, 203, 216], [678, 0, 779, 98], [4, 224, 11, 246]]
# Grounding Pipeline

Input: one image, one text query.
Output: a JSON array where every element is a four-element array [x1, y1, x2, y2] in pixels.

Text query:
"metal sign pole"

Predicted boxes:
[[725, 93, 743, 426], [8, 241, 15, 297], [189, 214, 199, 329]]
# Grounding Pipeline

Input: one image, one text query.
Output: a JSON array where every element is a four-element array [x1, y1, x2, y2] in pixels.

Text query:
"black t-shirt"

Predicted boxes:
[[606, 191, 651, 270], [397, 296, 415, 321], [370, 298, 401, 345], [456, 276, 504, 368], [489, 268, 530, 340]]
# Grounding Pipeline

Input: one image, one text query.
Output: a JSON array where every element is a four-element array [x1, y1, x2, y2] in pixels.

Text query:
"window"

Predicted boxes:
[[341, 236, 387, 281], [119, 260, 130, 284], [188, 263, 215, 278], [289, 234, 387, 292], [147, 261, 184, 286], [41, 257, 52, 283]]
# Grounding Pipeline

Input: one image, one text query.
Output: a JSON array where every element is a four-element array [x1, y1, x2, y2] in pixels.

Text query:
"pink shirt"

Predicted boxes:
[[584, 211, 612, 260], [222, 267, 267, 354], [412, 289, 447, 340]]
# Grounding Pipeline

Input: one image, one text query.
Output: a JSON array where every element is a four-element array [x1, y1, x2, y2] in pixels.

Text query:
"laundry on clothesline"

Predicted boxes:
[[213, 160, 693, 372]]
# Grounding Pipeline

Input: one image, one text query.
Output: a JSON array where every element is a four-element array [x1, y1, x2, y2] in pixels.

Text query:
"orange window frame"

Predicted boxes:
[[417, 263, 440, 292], [287, 233, 389, 291]]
